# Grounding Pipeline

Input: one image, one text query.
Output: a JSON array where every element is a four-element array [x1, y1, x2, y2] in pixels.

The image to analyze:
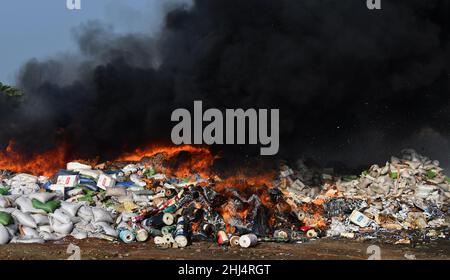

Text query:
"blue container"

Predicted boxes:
[[79, 178, 97, 185], [116, 181, 135, 188], [43, 181, 52, 190], [118, 228, 135, 243]]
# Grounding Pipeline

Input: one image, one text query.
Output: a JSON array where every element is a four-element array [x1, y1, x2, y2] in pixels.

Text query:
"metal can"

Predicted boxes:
[[143, 213, 165, 228], [174, 216, 189, 248], [174, 235, 188, 248], [163, 213, 175, 226], [230, 236, 240, 247], [142, 224, 162, 237], [273, 229, 289, 239], [290, 230, 302, 240], [164, 188, 174, 197], [161, 234, 175, 244], [239, 234, 258, 248], [217, 230, 229, 246], [296, 210, 306, 221], [161, 225, 176, 236], [306, 229, 318, 238], [118, 228, 135, 244], [163, 205, 177, 213], [200, 222, 215, 236], [136, 228, 149, 242], [153, 236, 165, 245]]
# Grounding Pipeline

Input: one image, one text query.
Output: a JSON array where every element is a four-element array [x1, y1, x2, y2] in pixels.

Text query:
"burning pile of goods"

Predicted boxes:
[[1, 148, 449, 247], [280, 149, 450, 244]]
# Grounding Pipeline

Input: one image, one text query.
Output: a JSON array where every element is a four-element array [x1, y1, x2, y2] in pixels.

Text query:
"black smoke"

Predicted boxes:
[[1, 0, 449, 170]]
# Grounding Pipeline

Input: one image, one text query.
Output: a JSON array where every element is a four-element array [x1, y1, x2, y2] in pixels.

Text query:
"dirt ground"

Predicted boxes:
[[1, 238, 449, 260]]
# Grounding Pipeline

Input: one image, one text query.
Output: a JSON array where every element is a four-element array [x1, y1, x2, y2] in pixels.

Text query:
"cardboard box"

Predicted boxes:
[[56, 175, 79, 187], [97, 174, 116, 190]]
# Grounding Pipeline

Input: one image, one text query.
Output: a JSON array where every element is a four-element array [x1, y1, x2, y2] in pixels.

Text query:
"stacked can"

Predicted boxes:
[[216, 230, 229, 245], [174, 216, 189, 247], [135, 228, 149, 242], [239, 234, 258, 248], [143, 212, 175, 228], [118, 228, 135, 243], [230, 236, 240, 247]]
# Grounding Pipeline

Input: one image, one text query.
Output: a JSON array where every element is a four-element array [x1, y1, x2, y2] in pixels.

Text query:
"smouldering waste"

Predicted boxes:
[[1, 147, 449, 248]]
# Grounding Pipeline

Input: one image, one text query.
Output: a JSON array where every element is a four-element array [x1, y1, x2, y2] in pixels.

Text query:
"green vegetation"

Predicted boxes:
[[0, 82, 24, 97]]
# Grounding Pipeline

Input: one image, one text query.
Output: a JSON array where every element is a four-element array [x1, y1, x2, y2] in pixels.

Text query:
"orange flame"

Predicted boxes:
[[0, 140, 67, 177], [215, 171, 276, 233], [1, 140, 294, 233], [300, 202, 327, 229], [214, 171, 275, 192], [116, 144, 217, 177], [0, 140, 217, 178]]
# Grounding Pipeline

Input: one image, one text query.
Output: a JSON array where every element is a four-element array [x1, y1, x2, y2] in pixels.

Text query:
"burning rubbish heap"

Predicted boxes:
[[1, 148, 449, 248], [280, 149, 450, 244]]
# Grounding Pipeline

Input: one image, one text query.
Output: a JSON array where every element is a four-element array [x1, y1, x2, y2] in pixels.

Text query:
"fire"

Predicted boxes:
[[213, 171, 277, 233], [0, 141, 217, 178], [116, 144, 216, 177], [300, 202, 327, 229], [1, 139, 309, 237], [214, 171, 275, 192], [0, 140, 67, 177], [191, 221, 200, 232], [1, 140, 282, 233], [220, 210, 233, 233]]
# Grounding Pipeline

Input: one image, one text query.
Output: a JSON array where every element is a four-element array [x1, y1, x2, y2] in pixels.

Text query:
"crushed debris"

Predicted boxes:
[[0, 149, 449, 248]]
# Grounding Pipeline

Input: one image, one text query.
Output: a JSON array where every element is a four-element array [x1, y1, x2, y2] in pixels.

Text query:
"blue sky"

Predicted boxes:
[[0, 0, 190, 84]]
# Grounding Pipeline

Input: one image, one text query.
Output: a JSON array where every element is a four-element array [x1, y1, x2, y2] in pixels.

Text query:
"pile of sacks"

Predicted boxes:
[[0, 169, 118, 244]]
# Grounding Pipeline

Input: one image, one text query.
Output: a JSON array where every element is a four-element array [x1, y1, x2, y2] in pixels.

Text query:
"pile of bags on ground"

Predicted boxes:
[[0, 171, 117, 244], [1, 149, 449, 247]]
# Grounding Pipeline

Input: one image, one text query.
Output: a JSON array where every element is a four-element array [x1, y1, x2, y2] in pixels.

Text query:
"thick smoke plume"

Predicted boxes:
[[0, 0, 449, 170]]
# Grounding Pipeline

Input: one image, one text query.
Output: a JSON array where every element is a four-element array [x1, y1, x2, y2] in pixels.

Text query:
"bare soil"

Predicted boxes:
[[1, 238, 449, 260]]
